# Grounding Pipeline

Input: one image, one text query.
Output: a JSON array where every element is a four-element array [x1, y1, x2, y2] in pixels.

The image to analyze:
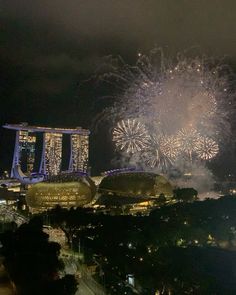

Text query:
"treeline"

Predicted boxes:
[[43, 196, 236, 294]]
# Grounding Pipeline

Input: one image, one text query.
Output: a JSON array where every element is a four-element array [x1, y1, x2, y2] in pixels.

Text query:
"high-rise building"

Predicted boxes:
[[4, 123, 90, 179], [69, 133, 89, 172], [19, 130, 36, 173], [9, 130, 36, 176], [40, 132, 63, 176]]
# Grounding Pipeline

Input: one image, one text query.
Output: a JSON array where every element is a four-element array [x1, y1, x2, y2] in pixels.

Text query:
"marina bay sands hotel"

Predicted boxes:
[[4, 123, 90, 177]]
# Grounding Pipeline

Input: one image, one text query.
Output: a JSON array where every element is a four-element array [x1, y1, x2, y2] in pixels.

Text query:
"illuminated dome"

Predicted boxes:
[[26, 173, 96, 212], [98, 172, 173, 198]]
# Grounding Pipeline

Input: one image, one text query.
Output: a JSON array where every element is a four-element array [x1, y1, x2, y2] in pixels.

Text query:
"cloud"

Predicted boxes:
[[2, 0, 236, 57]]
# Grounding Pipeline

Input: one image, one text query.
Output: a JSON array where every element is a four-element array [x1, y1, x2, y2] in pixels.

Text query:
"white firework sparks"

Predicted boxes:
[[112, 119, 150, 153], [188, 92, 217, 119], [159, 135, 181, 160], [95, 49, 234, 172], [143, 148, 171, 172], [176, 128, 201, 157], [195, 136, 219, 160], [142, 134, 181, 172]]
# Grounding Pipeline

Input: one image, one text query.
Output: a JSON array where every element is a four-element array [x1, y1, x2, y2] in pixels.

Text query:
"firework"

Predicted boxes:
[[195, 136, 219, 160], [95, 49, 234, 172], [159, 135, 181, 160], [98, 50, 231, 137], [142, 134, 181, 172], [176, 128, 201, 158], [142, 148, 171, 173], [112, 119, 150, 153], [188, 92, 217, 119]]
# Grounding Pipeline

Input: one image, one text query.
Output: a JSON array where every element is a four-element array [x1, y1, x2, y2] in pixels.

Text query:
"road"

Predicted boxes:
[[77, 278, 104, 295], [0, 205, 28, 226], [76, 276, 105, 295], [62, 254, 106, 295], [76, 266, 105, 295]]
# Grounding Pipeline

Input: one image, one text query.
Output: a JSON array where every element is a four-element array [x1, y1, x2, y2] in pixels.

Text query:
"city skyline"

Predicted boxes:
[[1, 2, 236, 295], [1, 1, 236, 176]]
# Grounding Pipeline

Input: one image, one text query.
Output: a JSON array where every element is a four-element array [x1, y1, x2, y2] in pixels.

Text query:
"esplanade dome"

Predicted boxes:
[[98, 171, 173, 198], [26, 173, 96, 212]]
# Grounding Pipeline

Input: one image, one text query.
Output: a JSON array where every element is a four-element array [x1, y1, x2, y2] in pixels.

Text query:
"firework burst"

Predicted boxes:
[[112, 119, 150, 153], [142, 134, 181, 173], [95, 48, 234, 172], [195, 136, 219, 160], [176, 128, 201, 159], [159, 135, 181, 160]]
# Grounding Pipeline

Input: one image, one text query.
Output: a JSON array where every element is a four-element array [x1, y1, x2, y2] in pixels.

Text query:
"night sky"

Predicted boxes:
[[1, 0, 236, 175]]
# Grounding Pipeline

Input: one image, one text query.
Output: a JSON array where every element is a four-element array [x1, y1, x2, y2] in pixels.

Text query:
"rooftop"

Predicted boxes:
[[3, 123, 90, 135]]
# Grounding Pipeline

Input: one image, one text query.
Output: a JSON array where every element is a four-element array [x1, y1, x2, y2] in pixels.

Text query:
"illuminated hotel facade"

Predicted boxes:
[[68, 134, 89, 173], [18, 130, 36, 173], [4, 123, 90, 177], [39, 132, 63, 176]]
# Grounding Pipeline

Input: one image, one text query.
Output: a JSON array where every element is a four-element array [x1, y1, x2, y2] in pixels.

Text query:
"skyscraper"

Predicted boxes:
[[10, 130, 36, 176], [69, 133, 89, 172], [4, 123, 90, 179], [19, 131, 36, 173], [40, 132, 63, 176]]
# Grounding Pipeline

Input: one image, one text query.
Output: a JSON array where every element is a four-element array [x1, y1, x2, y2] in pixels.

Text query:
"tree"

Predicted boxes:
[[173, 188, 198, 202], [0, 217, 77, 295]]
